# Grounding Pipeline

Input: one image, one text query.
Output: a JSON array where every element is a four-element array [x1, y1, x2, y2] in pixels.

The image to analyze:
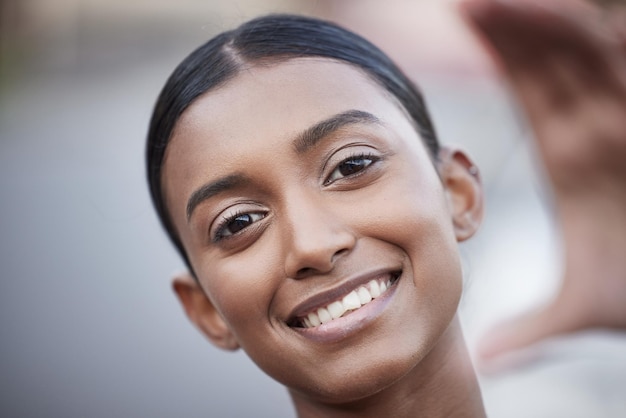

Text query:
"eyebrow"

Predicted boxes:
[[186, 174, 247, 221], [186, 109, 382, 222], [293, 109, 381, 154]]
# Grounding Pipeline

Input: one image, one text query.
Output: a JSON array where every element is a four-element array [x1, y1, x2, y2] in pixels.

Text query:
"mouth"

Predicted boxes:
[[288, 271, 401, 329]]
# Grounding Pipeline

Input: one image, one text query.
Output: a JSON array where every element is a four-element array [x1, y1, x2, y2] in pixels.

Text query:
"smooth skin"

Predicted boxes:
[[460, 0, 626, 364], [164, 59, 485, 417]]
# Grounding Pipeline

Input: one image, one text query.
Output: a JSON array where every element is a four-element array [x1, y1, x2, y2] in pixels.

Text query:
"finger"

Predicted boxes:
[[606, 6, 626, 53], [459, 0, 626, 96]]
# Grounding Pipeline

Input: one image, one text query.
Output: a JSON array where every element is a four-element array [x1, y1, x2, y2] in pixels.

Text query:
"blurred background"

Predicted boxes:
[[1, 0, 624, 416]]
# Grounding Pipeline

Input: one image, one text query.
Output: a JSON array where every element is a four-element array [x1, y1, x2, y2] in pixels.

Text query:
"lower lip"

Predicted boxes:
[[291, 274, 401, 344]]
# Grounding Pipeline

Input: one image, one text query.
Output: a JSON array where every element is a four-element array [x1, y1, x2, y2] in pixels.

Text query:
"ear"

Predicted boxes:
[[172, 272, 240, 351], [437, 147, 484, 242]]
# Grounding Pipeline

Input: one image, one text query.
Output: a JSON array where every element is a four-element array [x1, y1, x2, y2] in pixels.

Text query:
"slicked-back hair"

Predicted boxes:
[[146, 14, 440, 275]]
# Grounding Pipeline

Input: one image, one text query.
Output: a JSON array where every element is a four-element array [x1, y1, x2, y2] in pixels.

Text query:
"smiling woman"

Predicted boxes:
[[146, 14, 484, 417]]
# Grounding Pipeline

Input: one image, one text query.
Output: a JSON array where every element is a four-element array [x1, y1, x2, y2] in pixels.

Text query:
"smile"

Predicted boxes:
[[292, 272, 400, 329]]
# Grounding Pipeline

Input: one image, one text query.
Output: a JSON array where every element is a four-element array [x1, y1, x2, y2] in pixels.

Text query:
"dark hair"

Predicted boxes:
[[146, 14, 440, 274]]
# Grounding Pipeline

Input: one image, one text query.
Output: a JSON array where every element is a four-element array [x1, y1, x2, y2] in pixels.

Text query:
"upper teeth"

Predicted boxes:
[[301, 277, 392, 328]]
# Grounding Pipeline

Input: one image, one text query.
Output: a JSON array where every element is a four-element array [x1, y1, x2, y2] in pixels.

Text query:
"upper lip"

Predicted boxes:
[[286, 267, 401, 325]]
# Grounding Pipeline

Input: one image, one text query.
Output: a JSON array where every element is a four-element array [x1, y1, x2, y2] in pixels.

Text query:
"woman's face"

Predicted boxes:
[[163, 58, 471, 402]]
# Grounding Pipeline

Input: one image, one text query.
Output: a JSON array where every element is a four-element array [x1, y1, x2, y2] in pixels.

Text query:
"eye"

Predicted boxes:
[[214, 211, 266, 242], [325, 153, 379, 185]]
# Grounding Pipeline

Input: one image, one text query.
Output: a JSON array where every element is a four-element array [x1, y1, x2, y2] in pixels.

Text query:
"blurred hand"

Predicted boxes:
[[460, 0, 626, 368]]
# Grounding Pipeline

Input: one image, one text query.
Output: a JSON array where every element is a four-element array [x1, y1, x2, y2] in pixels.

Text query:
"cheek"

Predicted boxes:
[[197, 246, 283, 345], [364, 163, 463, 308], [396, 202, 461, 300], [366, 158, 456, 252]]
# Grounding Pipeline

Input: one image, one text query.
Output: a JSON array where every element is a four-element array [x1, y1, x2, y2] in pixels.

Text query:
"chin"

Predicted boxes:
[[284, 328, 442, 406]]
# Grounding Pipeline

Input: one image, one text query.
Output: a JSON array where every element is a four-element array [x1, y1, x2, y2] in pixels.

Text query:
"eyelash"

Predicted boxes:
[[213, 209, 267, 243], [324, 152, 380, 185]]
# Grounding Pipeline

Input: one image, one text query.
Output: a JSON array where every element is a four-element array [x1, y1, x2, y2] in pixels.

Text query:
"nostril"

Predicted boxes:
[[285, 227, 356, 279], [295, 267, 315, 279], [294, 247, 351, 279], [331, 248, 350, 263]]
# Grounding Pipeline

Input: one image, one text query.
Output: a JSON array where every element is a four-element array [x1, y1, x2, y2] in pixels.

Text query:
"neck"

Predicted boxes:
[[289, 316, 485, 418]]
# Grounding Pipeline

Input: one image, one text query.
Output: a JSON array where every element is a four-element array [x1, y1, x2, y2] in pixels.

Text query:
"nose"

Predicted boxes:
[[283, 192, 356, 280]]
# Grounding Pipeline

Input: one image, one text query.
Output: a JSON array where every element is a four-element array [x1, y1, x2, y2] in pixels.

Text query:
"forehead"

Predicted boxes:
[[171, 58, 402, 147], [162, 58, 419, 225], [167, 58, 409, 165]]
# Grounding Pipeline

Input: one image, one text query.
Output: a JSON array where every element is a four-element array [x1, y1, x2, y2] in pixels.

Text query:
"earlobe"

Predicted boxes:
[[437, 147, 484, 242], [172, 272, 240, 351]]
